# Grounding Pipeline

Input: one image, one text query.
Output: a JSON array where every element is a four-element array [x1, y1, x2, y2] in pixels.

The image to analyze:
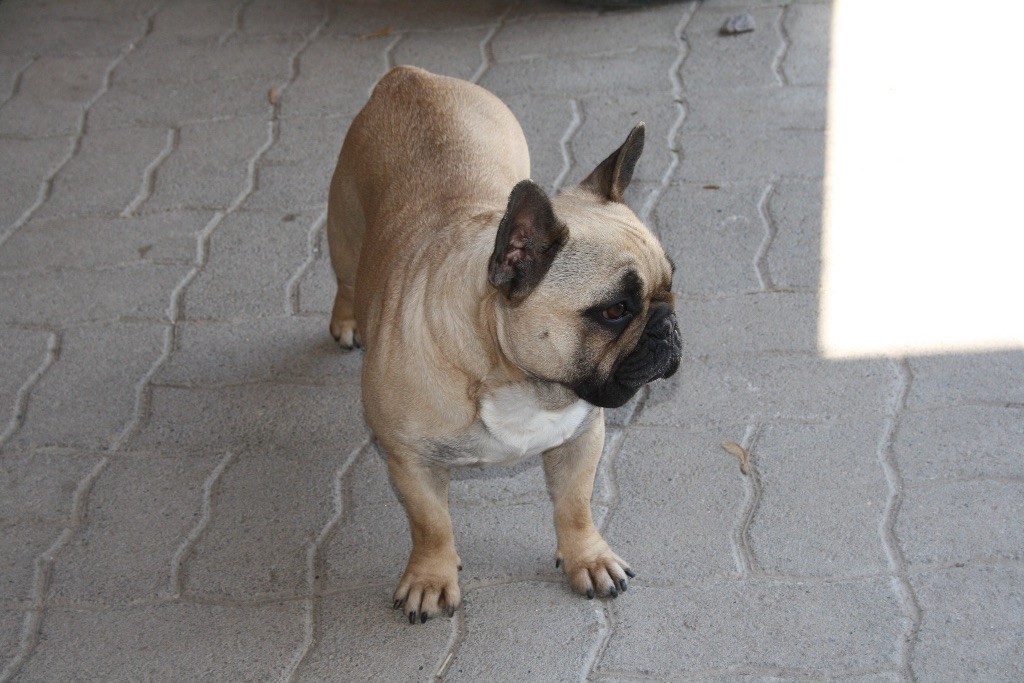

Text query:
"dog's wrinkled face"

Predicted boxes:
[[488, 124, 683, 408]]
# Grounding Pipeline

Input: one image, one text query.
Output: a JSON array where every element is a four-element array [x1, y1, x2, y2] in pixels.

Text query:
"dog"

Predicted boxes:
[[326, 66, 681, 624]]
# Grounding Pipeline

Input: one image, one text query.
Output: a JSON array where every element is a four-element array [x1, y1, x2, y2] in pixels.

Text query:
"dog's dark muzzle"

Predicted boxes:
[[615, 306, 682, 385], [573, 305, 683, 409]]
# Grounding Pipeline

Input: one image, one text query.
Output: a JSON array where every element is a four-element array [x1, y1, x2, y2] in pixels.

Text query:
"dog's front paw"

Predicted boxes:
[[393, 555, 461, 624], [557, 539, 634, 599]]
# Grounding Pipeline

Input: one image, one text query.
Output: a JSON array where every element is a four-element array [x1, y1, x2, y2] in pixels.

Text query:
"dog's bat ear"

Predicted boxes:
[[579, 122, 645, 203], [489, 180, 568, 301]]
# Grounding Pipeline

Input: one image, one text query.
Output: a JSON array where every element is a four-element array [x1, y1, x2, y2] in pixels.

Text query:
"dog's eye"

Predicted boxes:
[[602, 302, 628, 321]]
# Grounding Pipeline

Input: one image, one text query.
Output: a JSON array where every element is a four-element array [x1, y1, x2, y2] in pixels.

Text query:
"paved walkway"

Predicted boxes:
[[1, 0, 1021, 681]]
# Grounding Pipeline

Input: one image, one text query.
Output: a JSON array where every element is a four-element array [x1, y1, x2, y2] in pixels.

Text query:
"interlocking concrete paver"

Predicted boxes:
[[155, 317, 363, 387], [0, 136, 74, 233], [0, 265, 187, 325], [0, 211, 210, 270], [0, 328, 52, 433], [33, 128, 171, 221], [2, 1, 1022, 680], [229, 0, 326, 42], [129, 383, 364, 456], [783, 3, 833, 86], [600, 579, 905, 676], [9, 323, 166, 451], [898, 481, 1024, 568], [494, 5, 681, 59], [907, 351, 1024, 408], [444, 583, 600, 682], [0, 56, 32, 102], [145, 0, 239, 47], [183, 211, 316, 320], [0, 524, 57, 604], [681, 7, 785, 91], [766, 178, 823, 288], [481, 49, 679, 98], [0, 612, 20, 668], [642, 354, 893, 425], [90, 79, 273, 130], [0, 452, 102, 524], [0, 0, 156, 58], [19, 602, 304, 681], [603, 427, 742, 583], [895, 405, 1024, 482], [749, 421, 890, 576], [184, 447, 344, 599], [47, 453, 223, 605], [296, 587, 451, 682], [677, 292, 819, 355], [655, 182, 767, 296], [243, 116, 348, 212], [911, 566, 1024, 680], [88, 38, 295, 129], [0, 57, 110, 138], [321, 0, 509, 37], [143, 117, 268, 213], [684, 85, 827, 132], [679, 128, 826, 182]]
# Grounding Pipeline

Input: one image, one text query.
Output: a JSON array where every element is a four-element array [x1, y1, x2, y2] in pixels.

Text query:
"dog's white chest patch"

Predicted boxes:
[[477, 386, 592, 465]]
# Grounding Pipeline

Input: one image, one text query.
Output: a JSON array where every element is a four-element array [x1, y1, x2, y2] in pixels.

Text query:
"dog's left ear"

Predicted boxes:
[[579, 122, 645, 203], [489, 180, 568, 301]]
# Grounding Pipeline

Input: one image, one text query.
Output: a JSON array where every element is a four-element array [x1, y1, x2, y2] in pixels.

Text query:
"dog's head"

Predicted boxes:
[[488, 123, 682, 408]]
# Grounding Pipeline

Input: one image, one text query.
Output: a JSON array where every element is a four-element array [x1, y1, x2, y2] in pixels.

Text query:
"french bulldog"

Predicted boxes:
[[326, 66, 681, 624]]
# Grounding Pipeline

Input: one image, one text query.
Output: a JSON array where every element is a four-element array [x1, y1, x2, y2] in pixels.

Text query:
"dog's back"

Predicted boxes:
[[326, 66, 529, 348]]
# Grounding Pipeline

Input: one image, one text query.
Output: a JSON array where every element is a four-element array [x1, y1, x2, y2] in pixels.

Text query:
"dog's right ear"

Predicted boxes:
[[579, 122, 645, 203], [489, 180, 568, 301]]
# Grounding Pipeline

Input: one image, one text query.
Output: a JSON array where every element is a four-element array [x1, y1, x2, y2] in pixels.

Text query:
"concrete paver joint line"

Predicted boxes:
[[285, 210, 327, 316], [0, 329, 60, 448], [730, 422, 764, 577], [470, 3, 513, 85], [639, 3, 695, 225], [552, 99, 583, 195], [879, 359, 923, 681], [754, 180, 779, 292], [121, 127, 177, 218], [169, 451, 237, 599], [773, 4, 793, 87], [0, 57, 35, 110]]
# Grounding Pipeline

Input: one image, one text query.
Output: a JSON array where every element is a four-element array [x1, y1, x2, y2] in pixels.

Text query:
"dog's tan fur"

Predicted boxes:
[[327, 66, 675, 623]]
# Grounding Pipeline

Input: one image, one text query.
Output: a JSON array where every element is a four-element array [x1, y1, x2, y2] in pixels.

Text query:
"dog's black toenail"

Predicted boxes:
[[420, 612, 428, 623], [408, 611, 416, 624], [586, 588, 594, 600], [555, 558, 562, 568], [619, 579, 628, 592], [624, 568, 636, 578], [610, 585, 618, 598]]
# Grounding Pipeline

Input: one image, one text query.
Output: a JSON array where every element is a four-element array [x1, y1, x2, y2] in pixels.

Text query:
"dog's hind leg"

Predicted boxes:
[[326, 160, 364, 350]]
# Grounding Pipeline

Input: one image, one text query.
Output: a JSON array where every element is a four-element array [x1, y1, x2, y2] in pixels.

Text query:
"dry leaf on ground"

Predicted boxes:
[[721, 441, 751, 475]]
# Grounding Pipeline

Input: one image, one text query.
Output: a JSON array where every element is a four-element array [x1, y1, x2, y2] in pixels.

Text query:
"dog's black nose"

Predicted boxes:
[[645, 306, 677, 341]]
